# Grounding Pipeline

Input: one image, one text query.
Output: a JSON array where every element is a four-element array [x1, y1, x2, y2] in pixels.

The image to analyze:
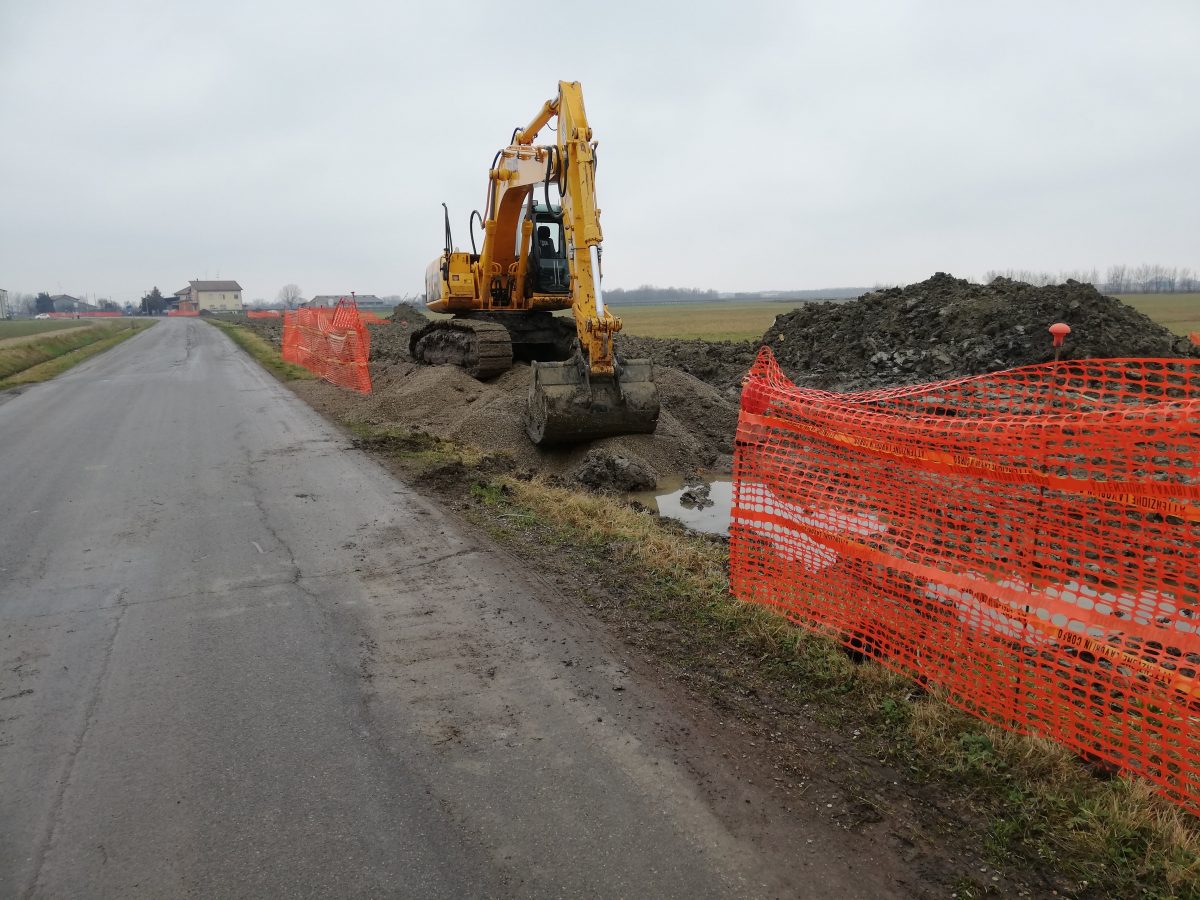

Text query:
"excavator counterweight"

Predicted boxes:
[[411, 81, 660, 446]]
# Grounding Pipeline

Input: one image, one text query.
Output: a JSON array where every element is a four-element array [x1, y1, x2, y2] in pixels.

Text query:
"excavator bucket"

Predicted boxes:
[[525, 355, 660, 445]]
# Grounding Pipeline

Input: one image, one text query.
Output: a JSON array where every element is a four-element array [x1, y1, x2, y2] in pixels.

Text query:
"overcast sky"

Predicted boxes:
[[2, 1, 1197, 304]]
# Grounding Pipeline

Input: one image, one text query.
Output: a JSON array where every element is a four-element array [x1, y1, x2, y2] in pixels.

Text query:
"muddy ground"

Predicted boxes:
[[244, 277, 1196, 491]]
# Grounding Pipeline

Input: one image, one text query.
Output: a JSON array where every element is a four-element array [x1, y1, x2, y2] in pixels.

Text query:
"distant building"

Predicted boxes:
[[51, 294, 98, 313], [306, 294, 387, 309], [173, 280, 243, 312]]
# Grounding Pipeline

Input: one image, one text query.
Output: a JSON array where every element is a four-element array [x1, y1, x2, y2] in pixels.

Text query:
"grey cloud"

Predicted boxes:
[[1, 0, 1196, 304]]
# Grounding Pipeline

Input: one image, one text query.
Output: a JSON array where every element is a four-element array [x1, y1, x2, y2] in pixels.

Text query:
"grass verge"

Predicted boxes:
[[0, 321, 154, 388], [463, 475, 1200, 899], [206, 318, 314, 381]]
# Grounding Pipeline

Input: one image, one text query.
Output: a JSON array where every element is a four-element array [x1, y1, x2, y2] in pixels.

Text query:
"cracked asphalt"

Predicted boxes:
[[0, 320, 801, 898]]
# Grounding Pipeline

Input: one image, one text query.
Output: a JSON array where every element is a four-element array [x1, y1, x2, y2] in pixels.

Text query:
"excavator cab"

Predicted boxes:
[[528, 203, 570, 294]]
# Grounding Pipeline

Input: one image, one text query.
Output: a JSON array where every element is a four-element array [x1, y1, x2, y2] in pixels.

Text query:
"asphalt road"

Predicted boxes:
[[0, 320, 813, 898]]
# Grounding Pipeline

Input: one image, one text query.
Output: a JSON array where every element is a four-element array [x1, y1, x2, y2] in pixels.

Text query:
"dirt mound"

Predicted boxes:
[[388, 304, 430, 329], [763, 273, 1199, 390], [368, 316, 420, 363], [240, 309, 741, 481], [618, 334, 757, 396], [571, 448, 657, 492], [294, 355, 735, 484]]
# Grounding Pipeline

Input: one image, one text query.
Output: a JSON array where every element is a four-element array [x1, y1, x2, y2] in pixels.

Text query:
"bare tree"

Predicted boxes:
[[277, 284, 303, 308], [8, 292, 36, 316]]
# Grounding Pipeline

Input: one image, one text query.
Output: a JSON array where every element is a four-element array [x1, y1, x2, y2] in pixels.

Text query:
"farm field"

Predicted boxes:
[[0, 319, 96, 341], [1118, 293, 1200, 335], [608, 301, 793, 341]]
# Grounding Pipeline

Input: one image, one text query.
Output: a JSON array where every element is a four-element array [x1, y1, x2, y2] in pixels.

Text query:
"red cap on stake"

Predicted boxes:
[[1049, 322, 1071, 348]]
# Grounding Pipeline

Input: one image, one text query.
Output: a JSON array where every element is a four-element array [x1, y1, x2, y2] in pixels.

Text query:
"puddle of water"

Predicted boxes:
[[629, 474, 733, 536]]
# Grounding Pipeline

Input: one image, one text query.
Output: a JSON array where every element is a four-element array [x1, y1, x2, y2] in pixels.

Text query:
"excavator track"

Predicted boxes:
[[409, 318, 513, 379]]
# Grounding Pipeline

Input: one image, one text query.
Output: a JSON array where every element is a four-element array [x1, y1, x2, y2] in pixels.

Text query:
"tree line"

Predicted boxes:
[[603, 285, 721, 303], [984, 264, 1199, 293], [4, 292, 123, 315]]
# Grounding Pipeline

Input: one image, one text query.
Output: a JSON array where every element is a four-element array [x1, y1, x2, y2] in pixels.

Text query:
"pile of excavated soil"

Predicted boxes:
[[370, 316, 421, 363], [267, 310, 743, 482], [762, 273, 1200, 391], [389, 304, 430, 328], [619, 275, 1199, 394], [617, 335, 757, 397], [292, 355, 739, 483]]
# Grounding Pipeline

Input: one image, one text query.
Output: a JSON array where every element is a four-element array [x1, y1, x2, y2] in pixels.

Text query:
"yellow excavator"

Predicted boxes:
[[411, 80, 660, 445]]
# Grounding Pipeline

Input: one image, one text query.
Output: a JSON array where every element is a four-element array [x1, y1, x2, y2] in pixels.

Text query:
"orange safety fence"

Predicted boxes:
[[167, 309, 199, 317], [732, 348, 1200, 813], [281, 298, 371, 393], [247, 309, 282, 319], [1190, 332, 1199, 347]]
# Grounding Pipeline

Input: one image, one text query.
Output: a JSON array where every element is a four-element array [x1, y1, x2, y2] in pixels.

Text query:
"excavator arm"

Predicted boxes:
[[517, 81, 618, 376]]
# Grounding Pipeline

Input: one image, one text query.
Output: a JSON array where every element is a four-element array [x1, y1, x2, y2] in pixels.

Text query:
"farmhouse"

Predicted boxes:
[[51, 294, 97, 313], [174, 280, 243, 312]]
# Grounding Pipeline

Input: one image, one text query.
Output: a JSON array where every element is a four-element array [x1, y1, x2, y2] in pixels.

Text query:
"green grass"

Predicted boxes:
[[0, 321, 154, 388], [205, 318, 314, 381], [0, 319, 98, 341], [1118, 293, 1200, 336]]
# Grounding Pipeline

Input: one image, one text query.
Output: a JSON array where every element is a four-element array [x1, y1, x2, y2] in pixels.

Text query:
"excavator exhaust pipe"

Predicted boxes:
[[525, 354, 660, 446]]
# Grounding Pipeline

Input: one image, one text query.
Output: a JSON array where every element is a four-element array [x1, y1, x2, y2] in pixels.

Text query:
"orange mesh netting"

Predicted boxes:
[[732, 347, 1200, 813], [281, 298, 371, 393], [1190, 332, 1199, 347], [247, 310, 281, 319], [167, 310, 199, 317]]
